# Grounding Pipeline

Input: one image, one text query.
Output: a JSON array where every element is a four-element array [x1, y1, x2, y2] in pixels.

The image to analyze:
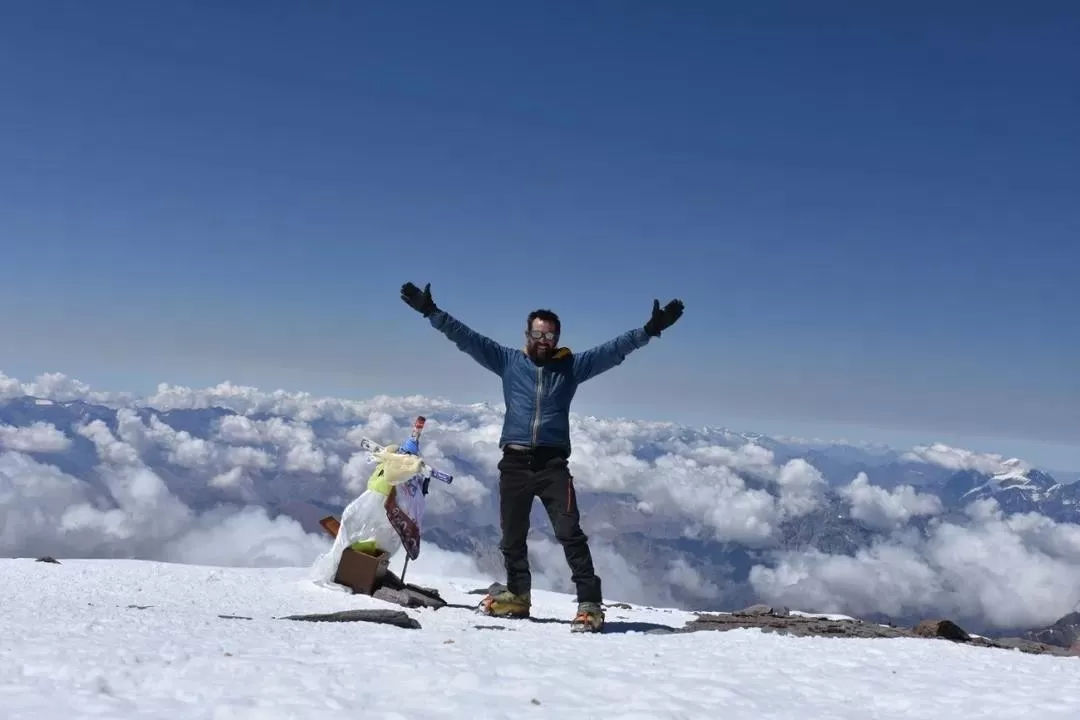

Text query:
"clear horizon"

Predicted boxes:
[[1, 2, 1076, 469]]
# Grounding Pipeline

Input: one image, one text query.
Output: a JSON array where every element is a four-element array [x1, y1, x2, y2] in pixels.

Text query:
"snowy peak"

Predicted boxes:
[[986, 462, 1057, 496], [989, 458, 1052, 490], [993, 469, 1058, 497], [993, 457, 1030, 480], [936, 463, 1072, 518]]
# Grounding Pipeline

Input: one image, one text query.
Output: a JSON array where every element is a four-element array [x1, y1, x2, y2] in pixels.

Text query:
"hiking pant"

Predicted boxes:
[[497, 445, 602, 604]]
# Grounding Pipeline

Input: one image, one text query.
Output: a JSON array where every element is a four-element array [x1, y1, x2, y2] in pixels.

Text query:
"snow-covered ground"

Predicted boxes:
[[1, 557, 1078, 719]]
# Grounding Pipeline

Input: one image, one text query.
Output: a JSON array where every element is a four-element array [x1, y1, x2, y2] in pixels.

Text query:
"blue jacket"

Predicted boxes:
[[427, 309, 651, 454]]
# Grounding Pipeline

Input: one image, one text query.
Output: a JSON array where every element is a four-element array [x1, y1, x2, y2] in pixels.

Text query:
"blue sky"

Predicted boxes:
[[1, 1, 1077, 468]]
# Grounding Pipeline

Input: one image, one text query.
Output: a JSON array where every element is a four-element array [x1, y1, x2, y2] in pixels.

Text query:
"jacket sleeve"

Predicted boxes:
[[428, 309, 513, 376], [571, 327, 651, 383]]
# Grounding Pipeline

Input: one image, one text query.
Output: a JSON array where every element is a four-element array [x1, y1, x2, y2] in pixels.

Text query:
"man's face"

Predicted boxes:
[[526, 318, 558, 361]]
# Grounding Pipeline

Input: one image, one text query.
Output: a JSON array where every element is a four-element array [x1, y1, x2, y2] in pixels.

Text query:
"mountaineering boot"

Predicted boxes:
[[479, 589, 531, 619], [571, 601, 604, 633]]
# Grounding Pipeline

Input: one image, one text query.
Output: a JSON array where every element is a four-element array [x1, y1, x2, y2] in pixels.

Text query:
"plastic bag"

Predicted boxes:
[[309, 443, 423, 586]]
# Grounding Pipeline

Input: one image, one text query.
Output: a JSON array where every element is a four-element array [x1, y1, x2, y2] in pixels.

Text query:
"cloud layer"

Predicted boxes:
[[751, 498, 1080, 629], [0, 369, 1077, 631]]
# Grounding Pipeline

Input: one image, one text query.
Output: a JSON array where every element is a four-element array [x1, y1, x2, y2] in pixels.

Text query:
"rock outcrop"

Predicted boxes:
[[679, 605, 1080, 657], [279, 608, 422, 629]]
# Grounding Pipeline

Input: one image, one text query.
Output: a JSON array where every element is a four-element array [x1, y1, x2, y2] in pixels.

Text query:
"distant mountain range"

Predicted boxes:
[[2, 390, 1077, 638]]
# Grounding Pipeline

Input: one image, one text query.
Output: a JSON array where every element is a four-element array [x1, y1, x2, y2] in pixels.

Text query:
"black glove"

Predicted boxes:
[[401, 281, 437, 317], [644, 298, 684, 337]]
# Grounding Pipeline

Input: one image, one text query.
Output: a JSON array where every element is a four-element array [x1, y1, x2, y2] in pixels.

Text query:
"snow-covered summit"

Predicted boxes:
[[2, 555, 1079, 719], [994, 456, 1032, 481], [988, 456, 1058, 489], [956, 460, 1060, 501]]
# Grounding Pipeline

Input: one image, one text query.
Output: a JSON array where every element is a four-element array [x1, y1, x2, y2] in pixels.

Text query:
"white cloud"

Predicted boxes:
[[0, 370, 134, 405], [665, 555, 722, 601], [387, 542, 488, 583], [902, 442, 1030, 476], [0, 372, 23, 400], [618, 444, 829, 547], [0, 367, 1077, 632], [159, 505, 329, 568], [0, 421, 72, 452], [774, 459, 828, 517], [750, 498, 1080, 629], [841, 472, 943, 532], [524, 535, 658, 606], [0, 418, 328, 567]]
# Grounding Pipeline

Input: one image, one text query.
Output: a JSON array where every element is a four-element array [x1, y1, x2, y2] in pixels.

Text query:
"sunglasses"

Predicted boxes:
[[527, 330, 557, 341]]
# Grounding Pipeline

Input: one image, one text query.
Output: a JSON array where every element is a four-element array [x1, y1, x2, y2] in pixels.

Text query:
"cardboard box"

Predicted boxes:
[[334, 546, 391, 595]]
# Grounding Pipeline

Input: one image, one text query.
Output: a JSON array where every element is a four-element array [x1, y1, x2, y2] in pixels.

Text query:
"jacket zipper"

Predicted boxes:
[[531, 365, 542, 445]]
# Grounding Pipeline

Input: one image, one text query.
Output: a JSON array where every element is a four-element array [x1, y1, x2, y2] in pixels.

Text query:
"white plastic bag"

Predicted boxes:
[[309, 443, 424, 586]]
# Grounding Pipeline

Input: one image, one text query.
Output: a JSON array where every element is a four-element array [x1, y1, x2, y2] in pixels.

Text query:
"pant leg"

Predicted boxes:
[[535, 455, 603, 604], [497, 452, 536, 597]]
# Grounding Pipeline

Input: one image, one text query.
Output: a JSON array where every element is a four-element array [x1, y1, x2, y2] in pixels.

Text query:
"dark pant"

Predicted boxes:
[[497, 446, 602, 604]]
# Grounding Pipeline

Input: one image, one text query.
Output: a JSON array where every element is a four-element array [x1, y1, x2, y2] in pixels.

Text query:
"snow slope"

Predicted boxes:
[[1, 557, 1078, 719]]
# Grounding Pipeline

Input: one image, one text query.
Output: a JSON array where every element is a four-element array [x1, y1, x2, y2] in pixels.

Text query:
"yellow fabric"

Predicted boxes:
[[349, 539, 379, 554], [365, 443, 424, 496]]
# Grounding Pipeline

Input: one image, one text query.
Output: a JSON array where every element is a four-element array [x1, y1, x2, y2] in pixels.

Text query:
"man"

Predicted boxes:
[[399, 281, 684, 632]]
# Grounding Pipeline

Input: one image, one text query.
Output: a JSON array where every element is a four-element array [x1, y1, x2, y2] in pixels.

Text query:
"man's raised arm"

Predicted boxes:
[[571, 298, 685, 383], [401, 281, 512, 376]]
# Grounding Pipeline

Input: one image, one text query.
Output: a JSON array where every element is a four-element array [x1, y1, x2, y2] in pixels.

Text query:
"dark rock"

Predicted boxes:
[[402, 585, 447, 610], [912, 619, 970, 642], [984, 637, 1078, 657], [280, 608, 421, 629], [739, 603, 790, 617], [369, 570, 447, 610], [679, 611, 1080, 657], [685, 611, 908, 639], [373, 588, 413, 606], [36, 556, 60, 564]]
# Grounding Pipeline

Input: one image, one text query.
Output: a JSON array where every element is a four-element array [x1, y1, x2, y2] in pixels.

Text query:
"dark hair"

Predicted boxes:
[[527, 309, 561, 334]]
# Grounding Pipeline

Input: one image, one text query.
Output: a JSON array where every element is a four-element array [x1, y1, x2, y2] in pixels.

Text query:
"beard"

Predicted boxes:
[[526, 342, 554, 362]]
